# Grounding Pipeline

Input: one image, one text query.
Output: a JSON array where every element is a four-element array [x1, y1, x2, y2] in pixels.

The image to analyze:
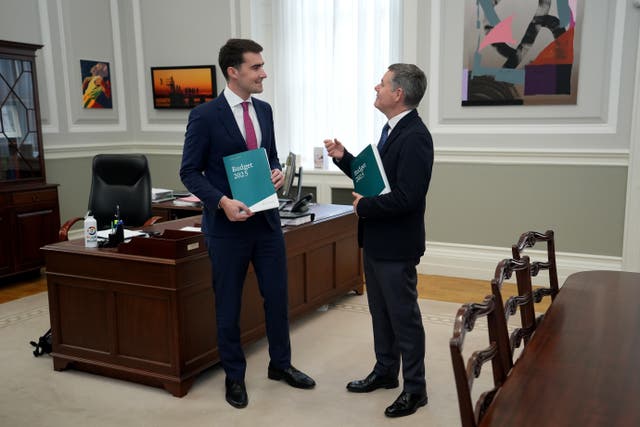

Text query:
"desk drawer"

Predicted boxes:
[[12, 188, 58, 206]]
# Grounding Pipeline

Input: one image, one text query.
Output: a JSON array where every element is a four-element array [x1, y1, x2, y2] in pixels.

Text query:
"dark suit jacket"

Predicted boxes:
[[335, 109, 433, 260], [180, 92, 282, 236]]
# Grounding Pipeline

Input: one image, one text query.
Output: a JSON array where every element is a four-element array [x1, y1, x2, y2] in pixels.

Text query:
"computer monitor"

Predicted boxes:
[[281, 152, 297, 199]]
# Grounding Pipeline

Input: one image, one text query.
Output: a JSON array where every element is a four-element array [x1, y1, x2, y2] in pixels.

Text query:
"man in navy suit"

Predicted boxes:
[[324, 64, 433, 418], [180, 39, 315, 409]]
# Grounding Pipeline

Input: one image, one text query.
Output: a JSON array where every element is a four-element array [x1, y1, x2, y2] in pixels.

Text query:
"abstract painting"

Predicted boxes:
[[462, 0, 581, 106], [80, 60, 112, 109]]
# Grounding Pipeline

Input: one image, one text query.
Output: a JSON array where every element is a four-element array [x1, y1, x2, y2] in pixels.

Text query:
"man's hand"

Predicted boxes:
[[219, 196, 253, 222], [271, 168, 284, 190], [323, 138, 345, 161], [352, 191, 363, 216]]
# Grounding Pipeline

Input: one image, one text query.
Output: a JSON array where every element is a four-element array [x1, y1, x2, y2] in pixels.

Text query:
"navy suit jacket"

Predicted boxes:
[[180, 92, 282, 236], [335, 109, 433, 260]]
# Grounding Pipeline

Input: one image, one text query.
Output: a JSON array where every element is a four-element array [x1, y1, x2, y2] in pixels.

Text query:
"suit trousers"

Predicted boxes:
[[205, 222, 291, 380], [363, 250, 426, 394]]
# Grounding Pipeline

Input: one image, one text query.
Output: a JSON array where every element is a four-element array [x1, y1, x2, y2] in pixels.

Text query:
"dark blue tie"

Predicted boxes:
[[377, 123, 390, 152]]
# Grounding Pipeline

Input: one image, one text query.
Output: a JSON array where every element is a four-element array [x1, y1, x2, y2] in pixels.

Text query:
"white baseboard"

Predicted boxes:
[[418, 241, 622, 286], [68, 228, 622, 286]]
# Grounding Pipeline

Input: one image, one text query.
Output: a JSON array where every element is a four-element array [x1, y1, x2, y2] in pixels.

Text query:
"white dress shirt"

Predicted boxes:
[[385, 109, 412, 137], [223, 86, 263, 146]]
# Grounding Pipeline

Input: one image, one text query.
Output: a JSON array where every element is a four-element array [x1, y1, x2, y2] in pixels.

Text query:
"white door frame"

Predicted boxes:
[[622, 18, 640, 272]]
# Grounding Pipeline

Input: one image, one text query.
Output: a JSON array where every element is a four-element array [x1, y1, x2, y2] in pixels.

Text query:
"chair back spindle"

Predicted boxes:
[[450, 294, 511, 427], [491, 257, 536, 357], [512, 230, 559, 323]]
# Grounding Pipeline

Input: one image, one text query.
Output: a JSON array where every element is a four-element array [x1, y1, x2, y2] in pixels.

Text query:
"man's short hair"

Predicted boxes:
[[218, 39, 264, 80], [388, 64, 427, 109]]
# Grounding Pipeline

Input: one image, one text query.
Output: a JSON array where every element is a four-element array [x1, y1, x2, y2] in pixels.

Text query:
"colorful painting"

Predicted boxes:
[[462, 0, 581, 106], [80, 60, 112, 109], [151, 66, 217, 109]]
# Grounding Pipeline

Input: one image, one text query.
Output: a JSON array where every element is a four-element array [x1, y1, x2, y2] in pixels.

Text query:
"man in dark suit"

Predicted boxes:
[[324, 63, 433, 418], [180, 39, 315, 409]]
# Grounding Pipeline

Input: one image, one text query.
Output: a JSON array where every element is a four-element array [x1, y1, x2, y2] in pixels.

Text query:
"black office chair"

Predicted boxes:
[[59, 154, 162, 240]]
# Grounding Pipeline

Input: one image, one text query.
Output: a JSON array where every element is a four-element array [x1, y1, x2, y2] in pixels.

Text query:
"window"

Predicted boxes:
[[252, 0, 401, 167]]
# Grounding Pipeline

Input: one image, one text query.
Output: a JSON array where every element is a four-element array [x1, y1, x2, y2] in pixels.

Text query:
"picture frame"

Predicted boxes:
[[151, 65, 217, 109], [80, 59, 113, 109], [462, 0, 580, 106]]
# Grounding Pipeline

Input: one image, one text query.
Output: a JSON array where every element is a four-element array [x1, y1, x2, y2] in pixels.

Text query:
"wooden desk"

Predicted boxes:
[[43, 204, 362, 397], [479, 271, 640, 427]]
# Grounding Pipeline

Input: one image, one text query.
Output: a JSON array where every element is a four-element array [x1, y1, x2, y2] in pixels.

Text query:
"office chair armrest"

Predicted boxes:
[[143, 216, 163, 226], [59, 217, 84, 241]]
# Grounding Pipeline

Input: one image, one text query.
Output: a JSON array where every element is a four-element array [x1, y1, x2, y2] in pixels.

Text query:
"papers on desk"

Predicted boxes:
[[152, 188, 174, 202], [173, 194, 202, 207], [96, 229, 147, 240], [180, 226, 202, 232], [280, 211, 315, 227]]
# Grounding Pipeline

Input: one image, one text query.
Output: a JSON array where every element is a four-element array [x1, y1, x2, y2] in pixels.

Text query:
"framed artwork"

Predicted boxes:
[[150, 65, 217, 109], [80, 60, 112, 109], [462, 0, 581, 106]]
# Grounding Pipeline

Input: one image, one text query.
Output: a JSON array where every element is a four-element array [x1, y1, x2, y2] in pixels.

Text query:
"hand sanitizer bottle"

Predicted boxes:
[[84, 211, 98, 248]]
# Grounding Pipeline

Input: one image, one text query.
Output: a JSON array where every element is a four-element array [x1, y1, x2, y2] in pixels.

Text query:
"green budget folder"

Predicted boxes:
[[223, 148, 279, 212], [351, 144, 391, 197]]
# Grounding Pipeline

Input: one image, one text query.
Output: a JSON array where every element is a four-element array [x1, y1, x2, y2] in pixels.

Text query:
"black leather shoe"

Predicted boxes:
[[384, 391, 428, 418], [225, 378, 248, 408], [346, 371, 399, 393], [267, 364, 316, 389]]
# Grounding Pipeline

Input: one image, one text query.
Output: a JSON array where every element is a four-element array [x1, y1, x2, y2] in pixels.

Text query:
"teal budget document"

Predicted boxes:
[[223, 148, 279, 212], [351, 144, 391, 197]]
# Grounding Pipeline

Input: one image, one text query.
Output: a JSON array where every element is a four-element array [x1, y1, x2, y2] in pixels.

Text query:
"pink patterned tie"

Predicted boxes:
[[241, 102, 258, 150]]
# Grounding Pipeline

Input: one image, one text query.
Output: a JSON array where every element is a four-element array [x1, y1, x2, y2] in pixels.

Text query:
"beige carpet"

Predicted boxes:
[[0, 292, 500, 427]]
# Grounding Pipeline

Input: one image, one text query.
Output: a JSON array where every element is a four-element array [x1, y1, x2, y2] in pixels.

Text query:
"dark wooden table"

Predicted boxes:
[[479, 270, 640, 427]]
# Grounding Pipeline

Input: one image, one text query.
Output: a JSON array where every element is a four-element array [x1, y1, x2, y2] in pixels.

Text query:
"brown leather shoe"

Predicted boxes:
[[268, 363, 316, 389], [346, 371, 399, 393], [384, 391, 428, 417], [225, 377, 248, 408]]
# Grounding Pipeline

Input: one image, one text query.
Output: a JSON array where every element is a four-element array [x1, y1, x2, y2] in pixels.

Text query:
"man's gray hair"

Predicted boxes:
[[388, 63, 427, 109]]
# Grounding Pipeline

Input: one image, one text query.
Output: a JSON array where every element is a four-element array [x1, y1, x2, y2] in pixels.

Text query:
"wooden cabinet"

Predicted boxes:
[[1, 184, 60, 279], [0, 40, 60, 280], [0, 193, 10, 276]]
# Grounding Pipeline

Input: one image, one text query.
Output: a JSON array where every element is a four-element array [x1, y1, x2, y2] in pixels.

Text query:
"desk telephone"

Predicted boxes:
[[279, 193, 313, 213]]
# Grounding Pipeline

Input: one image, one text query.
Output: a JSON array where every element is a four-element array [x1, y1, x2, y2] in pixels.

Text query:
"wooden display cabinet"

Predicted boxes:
[[0, 40, 60, 280]]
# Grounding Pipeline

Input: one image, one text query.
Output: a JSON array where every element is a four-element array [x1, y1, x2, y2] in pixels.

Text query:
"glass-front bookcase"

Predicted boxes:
[[0, 40, 60, 280], [0, 40, 45, 183]]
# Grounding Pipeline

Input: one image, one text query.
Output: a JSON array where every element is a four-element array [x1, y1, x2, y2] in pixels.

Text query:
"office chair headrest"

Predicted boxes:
[[92, 154, 149, 186]]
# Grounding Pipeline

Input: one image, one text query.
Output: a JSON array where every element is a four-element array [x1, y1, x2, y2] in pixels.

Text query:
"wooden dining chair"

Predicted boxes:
[[512, 230, 559, 323], [450, 294, 512, 427], [491, 257, 536, 356]]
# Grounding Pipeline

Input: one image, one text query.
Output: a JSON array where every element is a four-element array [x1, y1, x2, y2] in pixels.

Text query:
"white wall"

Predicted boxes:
[[1, 0, 638, 279]]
